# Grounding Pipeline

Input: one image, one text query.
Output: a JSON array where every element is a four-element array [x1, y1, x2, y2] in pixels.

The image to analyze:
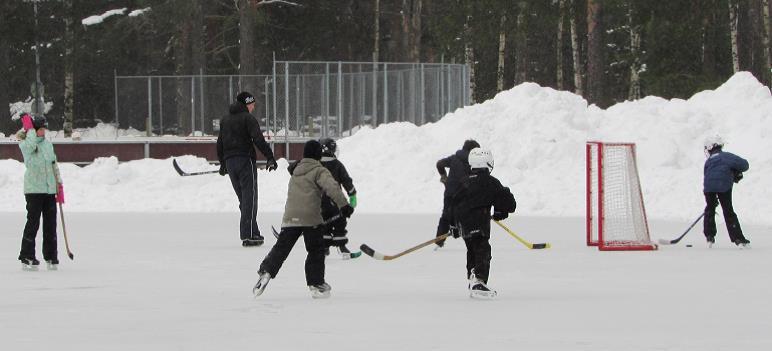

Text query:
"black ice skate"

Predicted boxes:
[[252, 271, 272, 297], [46, 259, 59, 271], [469, 273, 497, 299], [242, 237, 264, 247], [734, 238, 751, 249], [308, 282, 332, 299], [21, 258, 40, 271], [706, 236, 715, 248]]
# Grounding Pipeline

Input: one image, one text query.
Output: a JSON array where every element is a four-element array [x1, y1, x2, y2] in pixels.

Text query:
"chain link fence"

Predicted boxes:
[[114, 61, 469, 139]]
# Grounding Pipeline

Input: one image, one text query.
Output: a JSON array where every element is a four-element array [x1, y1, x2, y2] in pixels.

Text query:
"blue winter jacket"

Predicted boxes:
[[703, 151, 748, 193]]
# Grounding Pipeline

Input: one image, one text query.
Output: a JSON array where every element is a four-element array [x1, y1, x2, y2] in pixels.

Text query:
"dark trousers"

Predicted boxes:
[[226, 156, 261, 240], [259, 226, 326, 286], [321, 198, 348, 247], [436, 195, 453, 243], [19, 194, 58, 262], [464, 236, 492, 284], [704, 190, 746, 242]]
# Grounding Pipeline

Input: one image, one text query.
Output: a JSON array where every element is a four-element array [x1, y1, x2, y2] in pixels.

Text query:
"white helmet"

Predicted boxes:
[[468, 148, 494, 172], [703, 134, 724, 152]]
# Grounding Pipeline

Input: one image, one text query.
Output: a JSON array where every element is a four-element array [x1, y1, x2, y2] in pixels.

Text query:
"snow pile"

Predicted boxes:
[[8, 99, 54, 120], [82, 8, 127, 26], [1, 72, 770, 225], [128, 8, 151, 17]]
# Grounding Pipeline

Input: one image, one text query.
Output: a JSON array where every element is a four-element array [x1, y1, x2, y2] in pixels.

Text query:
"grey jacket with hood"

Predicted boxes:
[[282, 158, 349, 227]]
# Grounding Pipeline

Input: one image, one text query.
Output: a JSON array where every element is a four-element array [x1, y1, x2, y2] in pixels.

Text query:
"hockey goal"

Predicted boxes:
[[586, 142, 657, 251]]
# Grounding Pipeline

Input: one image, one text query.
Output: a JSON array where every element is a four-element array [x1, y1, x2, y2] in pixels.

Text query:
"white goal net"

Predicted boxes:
[[586, 142, 657, 251]]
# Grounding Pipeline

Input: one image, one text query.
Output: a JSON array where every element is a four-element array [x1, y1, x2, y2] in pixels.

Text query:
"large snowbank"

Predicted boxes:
[[1, 72, 769, 225]]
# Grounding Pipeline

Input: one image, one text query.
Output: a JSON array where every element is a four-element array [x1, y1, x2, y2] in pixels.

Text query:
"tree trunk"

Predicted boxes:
[[497, 14, 506, 92], [239, 0, 258, 92], [570, 0, 584, 96], [0, 25, 10, 135], [729, 0, 740, 73], [557, 0, 565, 90], [586, 0, 603, 105], [628, 5, 642, 101], [63, 0, 74, 137], [373, 0, 380, 62], [174, 0, 193, 136], [762, 0, 771, 83], [514, 1, 528, 85], [401, 0, 422, 62], [464, 13, 476, 102], [702, 4, 717, 79]]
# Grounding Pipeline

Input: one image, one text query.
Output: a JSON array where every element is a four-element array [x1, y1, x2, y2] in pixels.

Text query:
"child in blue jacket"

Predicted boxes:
[[702, 136, 749, 248]]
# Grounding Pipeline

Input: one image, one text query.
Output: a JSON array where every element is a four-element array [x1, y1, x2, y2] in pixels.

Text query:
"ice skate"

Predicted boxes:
[[252, 271, 272, 297], [21, 258, 40, 271], [309, 282, 332, 299], [46, 259, 59, 271], [707, 236, 715, 248], [734, 238, 751, 249], [469, 273, 497, 300], [242, 237, 264, 247]]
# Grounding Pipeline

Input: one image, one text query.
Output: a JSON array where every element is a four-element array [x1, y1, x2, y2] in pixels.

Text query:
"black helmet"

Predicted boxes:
[[32, 116, 48, 130], [320, 138, 337, 157]]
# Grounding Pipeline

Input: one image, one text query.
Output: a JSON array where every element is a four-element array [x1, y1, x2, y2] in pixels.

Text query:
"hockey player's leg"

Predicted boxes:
[[703, 193, 718, 246], [469, 237, 496, 299], [255, 227, 303, 295], [20, 194, 44, 270], [41, 195, 58, 267], [718, 190, 749, 247], [303, 226, 331, 298]]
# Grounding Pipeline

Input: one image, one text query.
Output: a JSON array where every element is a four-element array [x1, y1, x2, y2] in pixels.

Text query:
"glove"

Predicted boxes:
[[21, 113, 34, 131], [340, 205, 354, 218], [449, 225, 460, 239], [348, 194, 357, 208], [733, 171, 743, 183], [56, 184, 65, 204], [492, 211, 508, 221], [440, 175, 448, 184], [218, 164, 227, 176], [266, 158, 278, 172]]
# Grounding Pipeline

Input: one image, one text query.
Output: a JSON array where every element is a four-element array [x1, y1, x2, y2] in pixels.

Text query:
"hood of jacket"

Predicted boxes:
[[292, 158, 322, 177]]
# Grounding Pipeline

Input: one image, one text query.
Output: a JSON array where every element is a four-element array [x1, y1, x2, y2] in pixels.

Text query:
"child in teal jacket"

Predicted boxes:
[[17, 114, 62, 270]]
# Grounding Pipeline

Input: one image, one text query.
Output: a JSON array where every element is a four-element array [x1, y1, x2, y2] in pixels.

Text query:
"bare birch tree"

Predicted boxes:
[[497, 14, 506, 92], [729, 0, 740, 73], [557, 0, 565, 91], [570, 0, 583, 96], [586, 0, 603, 104]]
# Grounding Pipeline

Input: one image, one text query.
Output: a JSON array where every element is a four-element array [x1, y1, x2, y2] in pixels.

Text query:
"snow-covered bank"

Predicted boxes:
[[1, 72, 770, 225]]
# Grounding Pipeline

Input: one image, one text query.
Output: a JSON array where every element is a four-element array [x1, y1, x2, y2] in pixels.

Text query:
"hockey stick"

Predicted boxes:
[[172, 158, 219, 176], [494, 220, 551, 249], [657, 213, 705, 245], [360, 233, 452, 261], [58, 203, 75, 260]]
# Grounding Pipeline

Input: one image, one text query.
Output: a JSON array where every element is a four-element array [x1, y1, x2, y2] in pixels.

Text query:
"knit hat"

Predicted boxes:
[[303, 140, 323, 160], [236, 91, 256, 105], [32, 116, 48, 130], [462, 139, 480, 151]]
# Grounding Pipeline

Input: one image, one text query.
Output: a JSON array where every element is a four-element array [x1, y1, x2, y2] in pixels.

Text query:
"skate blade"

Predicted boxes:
[[311, 291, 331, 299], [470, 291, 497, 300], [46, 263, 58, 271], [21, 264, 39, 271], [252, 278, 271, 298]]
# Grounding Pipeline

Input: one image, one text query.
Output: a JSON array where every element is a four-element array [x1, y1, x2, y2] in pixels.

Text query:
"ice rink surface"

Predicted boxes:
[[1, 212, 770, 351]]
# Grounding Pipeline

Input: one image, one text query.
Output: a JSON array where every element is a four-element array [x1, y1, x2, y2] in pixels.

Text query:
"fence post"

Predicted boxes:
[[158, 77, 163, 135], [284, 61, 290, 159], [383, 63, 388, 124], [271, 54, 277, 153], [295, 75, 300, 139], [190, 77, 195, 136], [264, 76, 270, 138], [229, 75, 233, 103], [420, 63, 425, 125], [372, 62, 377, 127], [146, 76, 152, 137], [324, 62, 330, 138], [337, 61, 343, 137], [199, 68, 205, 135], [114, 69, 118, 139]]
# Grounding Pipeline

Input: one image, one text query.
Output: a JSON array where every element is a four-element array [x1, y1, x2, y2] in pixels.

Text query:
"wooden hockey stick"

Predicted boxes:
[[58, 203, 75, 260], [360, 233, 451, 260], [494, 220, 551, 249], [657, 213, 705, 245]]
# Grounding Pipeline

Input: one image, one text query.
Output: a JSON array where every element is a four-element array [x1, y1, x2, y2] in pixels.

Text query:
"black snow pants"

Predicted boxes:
[[704, 190, 746, 243], [19, 194, 58, 262], [259, 226, 326, 286], [226, 156, 261, 240], [464, 236, 492, 284], [321, 197, 348, 247]]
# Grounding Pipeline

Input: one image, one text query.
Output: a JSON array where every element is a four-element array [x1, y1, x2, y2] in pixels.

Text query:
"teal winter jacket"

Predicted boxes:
[[18, 130, 60, 194]]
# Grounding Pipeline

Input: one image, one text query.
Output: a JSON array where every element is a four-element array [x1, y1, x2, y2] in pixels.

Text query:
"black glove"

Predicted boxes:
[[266, 158, 278, 172], [218, 164, 227, 176], [733, 171, 743, 183], [440, 175, 448, 184], [340, 205, 354, 218], [449, 225, 460, 239], [491, 211, 508, 221]]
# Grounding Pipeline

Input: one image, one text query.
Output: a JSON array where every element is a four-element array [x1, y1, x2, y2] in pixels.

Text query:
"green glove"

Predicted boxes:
[[349, 194, 357, 208]]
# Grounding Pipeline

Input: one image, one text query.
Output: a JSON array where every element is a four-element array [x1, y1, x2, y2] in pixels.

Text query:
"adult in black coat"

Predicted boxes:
[[217, 91, 278, 247], [434, 139, 480, 248]]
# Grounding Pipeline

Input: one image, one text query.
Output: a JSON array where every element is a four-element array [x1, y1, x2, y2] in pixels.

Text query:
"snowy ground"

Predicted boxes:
[[2, 212, 770, 351]]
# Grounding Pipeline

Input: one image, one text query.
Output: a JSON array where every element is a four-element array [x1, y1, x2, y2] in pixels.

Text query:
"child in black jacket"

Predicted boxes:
[[451, 148, 516, 299], [318, 138, 358, 258]]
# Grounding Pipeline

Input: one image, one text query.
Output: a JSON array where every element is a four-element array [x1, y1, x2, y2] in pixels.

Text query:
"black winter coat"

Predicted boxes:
[[321, 156, 356, 195], [451, 171, 516, 238], [437, 149, 472, 197], [216, 102, 274, 163]]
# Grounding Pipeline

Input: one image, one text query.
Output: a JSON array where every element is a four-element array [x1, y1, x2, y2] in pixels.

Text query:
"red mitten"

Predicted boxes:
[[21, 113, 34, 131], [56, 184, 65, 204]]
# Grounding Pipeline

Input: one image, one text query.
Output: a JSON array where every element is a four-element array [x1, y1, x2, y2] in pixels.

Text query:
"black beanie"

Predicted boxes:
[[303, 140, 323, 160], [462, 139, 480, 151], [236, 91, 256, 105]]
